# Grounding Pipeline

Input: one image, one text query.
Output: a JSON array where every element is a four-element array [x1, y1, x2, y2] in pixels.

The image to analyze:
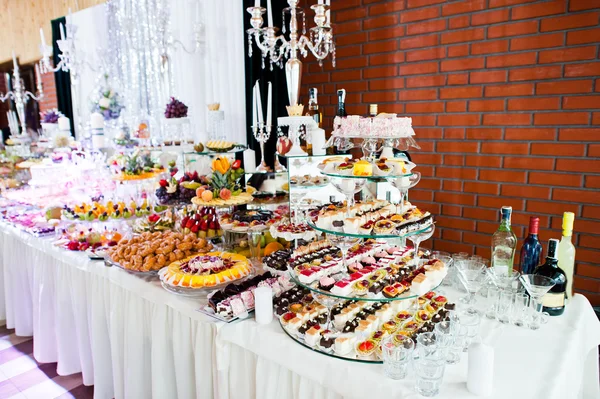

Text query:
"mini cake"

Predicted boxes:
[[334, 336, 356, 355], [373, 219, 395, 234], [352, 160, 373, 177], [373, 162, 392, 176], [305, 326, 322, 346], [343, 217, 362, 234], [355, 339, 377, 357], [318, 276, 335, 291]]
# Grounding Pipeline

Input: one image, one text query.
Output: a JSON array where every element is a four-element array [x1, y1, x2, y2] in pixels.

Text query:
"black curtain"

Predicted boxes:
[[243, 0, 288, 171], [52, 17, 75, 135]]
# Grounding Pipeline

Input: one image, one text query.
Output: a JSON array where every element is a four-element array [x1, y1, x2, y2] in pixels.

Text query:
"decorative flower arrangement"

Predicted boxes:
[[164, 97, 188, 119], [90, 73, 125, 121], [195, 156, 244, 202], [40, 109, 64, 124]]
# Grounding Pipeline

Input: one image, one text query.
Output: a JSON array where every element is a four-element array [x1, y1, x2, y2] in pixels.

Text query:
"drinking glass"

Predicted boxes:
[[431, 251, 454, 287], [390, 171, 421, 214], [484, 286, 501, 320], [434, 321, 460, 365], [381, 335, 414, 380], [455, 258, 488, 314], [413, 353, 446, 397], [408, 224, 435, 265], [511, 293, 529, 327], [458, 311, 480, 351], [326, 233, 360, 274], [416, 332, 438, 358], [496, 290, 514, 324], [527, 300, 550, 330]]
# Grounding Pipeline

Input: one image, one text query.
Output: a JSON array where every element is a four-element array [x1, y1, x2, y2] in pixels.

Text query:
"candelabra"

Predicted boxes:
[[252, 122, 272, 173], [0, 54, 44, 136], [247, 0, 335, 106]]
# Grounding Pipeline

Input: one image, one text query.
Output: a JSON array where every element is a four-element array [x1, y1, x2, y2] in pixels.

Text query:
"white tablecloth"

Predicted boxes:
[[1, 222, 599, 399], [215, 291, 600, 399], [0, 223, 217, 399]]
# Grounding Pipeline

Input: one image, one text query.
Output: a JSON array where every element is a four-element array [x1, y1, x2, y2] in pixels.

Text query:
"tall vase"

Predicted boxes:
[[285, 58, 302, 107]]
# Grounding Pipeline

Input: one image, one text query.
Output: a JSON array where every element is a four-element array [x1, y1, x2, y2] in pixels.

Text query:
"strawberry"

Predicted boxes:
[[209, 220, 217, 230], [185, 219, 194, 229], [200, 220, 209, 231], [232, 160, 242, 170], [67, 241, 79, 251], [159, 179, 168, 187], [190, 224, 199, 233], [181, 216, 189, 228]]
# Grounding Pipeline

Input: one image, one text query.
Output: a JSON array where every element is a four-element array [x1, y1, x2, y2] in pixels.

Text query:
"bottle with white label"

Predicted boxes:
[[557, 212, 575, 299], [534, 238, 566, 316]]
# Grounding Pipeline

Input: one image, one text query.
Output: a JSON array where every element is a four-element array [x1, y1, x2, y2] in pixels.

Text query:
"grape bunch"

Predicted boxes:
[[164, 97, 188, 119]]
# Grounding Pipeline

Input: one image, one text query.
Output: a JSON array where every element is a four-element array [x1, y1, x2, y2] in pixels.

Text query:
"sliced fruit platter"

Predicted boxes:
[[191, 156, 253, 207], [62, 199, 154, 222], [106, 230, 213, 273], [158, 251, 253, 295], [308, 199, 433, 238], [155, 170, 210, 205], [219, 209, 281, 233], [178, 206, 222, 239], [108, 149, 165, 181], [132, 210, 175, 233], [199, 272, 295, 322], [277, 287, 454, 363]]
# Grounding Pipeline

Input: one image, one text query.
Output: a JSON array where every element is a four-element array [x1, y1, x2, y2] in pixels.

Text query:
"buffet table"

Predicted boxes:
[[1, 222, 599, 399], [0, 223, 217, 399]]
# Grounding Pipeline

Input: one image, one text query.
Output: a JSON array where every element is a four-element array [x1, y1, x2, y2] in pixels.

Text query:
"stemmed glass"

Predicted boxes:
[[407, 224, 435, 265], [455, 259, 488, 314], [329, 177, 366, 215], [487, 268, 520, 292], [519, 274, 555, 329], [326, 233, 360, 275], [311, 292, 343, 332], [390, 171, 421, 214], [289, 189, 308, 225]]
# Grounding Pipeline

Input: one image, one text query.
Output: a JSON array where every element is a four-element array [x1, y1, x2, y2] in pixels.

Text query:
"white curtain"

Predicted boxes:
[[70, 0, 247, 144]]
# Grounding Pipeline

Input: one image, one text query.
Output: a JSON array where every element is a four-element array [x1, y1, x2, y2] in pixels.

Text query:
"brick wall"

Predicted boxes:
[[37, 61, 59, 114], [302, 0, 600, 305]]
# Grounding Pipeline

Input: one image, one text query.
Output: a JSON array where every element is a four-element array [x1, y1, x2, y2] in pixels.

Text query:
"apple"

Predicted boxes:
[[276, 137, 293, 155]]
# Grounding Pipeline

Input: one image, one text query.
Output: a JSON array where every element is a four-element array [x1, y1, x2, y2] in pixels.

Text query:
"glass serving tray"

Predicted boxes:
[[184, 146, 247, 156], [319, 170, 414, 180], [279, 318, 383, 364], [104, 257, 160, 277], [306, 220, 433, 240], [288, 269, 442, 303]]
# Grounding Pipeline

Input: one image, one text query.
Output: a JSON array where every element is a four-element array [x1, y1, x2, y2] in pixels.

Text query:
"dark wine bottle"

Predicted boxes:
[[534, 238, 567, 316], [519, 216, 543, 274], [337, 89, 347, 117]]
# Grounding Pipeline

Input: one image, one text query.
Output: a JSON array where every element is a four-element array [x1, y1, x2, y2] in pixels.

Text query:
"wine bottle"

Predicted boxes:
[[307, 88, 322, 127], [534, 238, 567, 316], [557, 212, 575, 299], [369, 104, 378, 117], [337, 89, 347, 117], [491, 206, 517, 275], [519, 216, 543, 274]]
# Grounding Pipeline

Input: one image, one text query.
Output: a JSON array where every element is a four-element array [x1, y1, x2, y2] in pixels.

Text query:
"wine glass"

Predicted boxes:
[[311, 292, 343, 332], [487, 268, 521, 292], [407, 224, 435, 265], [455, 259, 488, 314], [390, 171, 421, 214], [325, 233, 360, 275], [519, 274, 555, 329], [329, 177, 366, 214]]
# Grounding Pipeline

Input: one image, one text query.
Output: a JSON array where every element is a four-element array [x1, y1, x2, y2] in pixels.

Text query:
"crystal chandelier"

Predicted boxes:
[[1, 53, 44, 136], [247, 0, 335, 106]]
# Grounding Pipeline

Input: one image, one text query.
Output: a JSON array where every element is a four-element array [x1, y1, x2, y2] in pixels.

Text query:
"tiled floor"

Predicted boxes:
[[0, 325, 93, 399]]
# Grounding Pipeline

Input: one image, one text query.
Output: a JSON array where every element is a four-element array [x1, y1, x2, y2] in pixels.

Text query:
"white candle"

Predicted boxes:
[[195, 1, 200, 22], [12, 51, 17, 71], [40, 28, 46, 45], [254, 286, 273, 325], [255, 81, 264, 125], [254, 0, 260, 7], [35, 64, 41, 85], [266, 81, 272, 127], [326, 0, 330, 5], [60, 23, 66, 40], [267, 0, 273, 26], [58, 117, 70, 131], [90, 113, 104, 129], [252, 85, 257, 127], [318, 0, 324, 4], [244, 149, 256, 173]]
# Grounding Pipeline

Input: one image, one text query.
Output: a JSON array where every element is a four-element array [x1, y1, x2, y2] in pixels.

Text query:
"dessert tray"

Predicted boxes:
[[308, 200, 434, 239], [158, 251, 252, 296], [262, 240, 339, 276], [288, 175, 330, 190], [317, 157, 416, 179], [219, 209, 281, 233], [198, 272, 295, 322], [269, 222, 318, 241], [277, 287, 454, 364], [191, 191, 253, 207]]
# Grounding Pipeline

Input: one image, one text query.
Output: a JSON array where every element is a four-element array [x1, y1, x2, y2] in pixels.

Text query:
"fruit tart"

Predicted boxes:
[[373, 219, 395, 234], [159, 251, 251, 289]]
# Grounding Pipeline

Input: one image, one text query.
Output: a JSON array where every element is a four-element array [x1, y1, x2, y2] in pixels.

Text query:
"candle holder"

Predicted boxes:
[[246, 0, 335, 107], [252, 122, 272, 173], [1, 55, 44, 135]]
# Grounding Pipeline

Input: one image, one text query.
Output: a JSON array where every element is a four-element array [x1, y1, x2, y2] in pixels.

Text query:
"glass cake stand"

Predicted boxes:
[[307, 220, 434, 240]]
